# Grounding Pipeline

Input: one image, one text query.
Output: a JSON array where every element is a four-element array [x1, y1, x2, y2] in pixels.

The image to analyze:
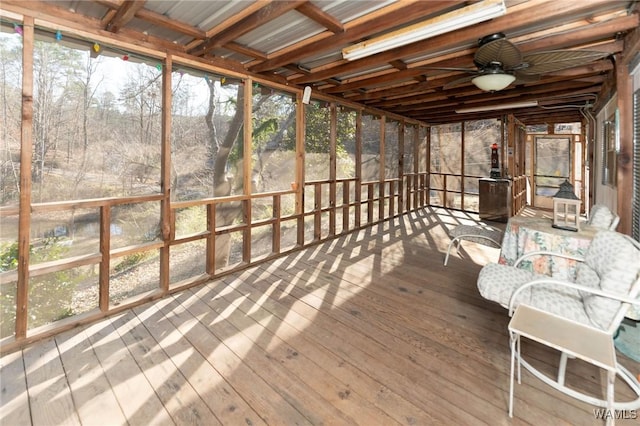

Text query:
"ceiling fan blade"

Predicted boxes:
[[513, 71, 540, 83], [474, 38, 522, 68], [443, 74, 476, 89], [517, 50, 610, 75]]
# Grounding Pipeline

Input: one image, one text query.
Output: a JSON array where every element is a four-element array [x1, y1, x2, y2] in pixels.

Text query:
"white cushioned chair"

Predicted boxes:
[[477, 230, 640, 411], [588, 204, 620, 230], [443, 223, 503, 266]]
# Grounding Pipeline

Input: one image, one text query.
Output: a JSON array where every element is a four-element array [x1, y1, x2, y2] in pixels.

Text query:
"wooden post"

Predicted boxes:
[[428, 128, 433, 207], [243, 199, 251, 263], [296, 90, 305, 245], [314, 182, 321, 240], [159, 54, 172, 293], [206, 203, 216, 275], [460, 121, 465, 210], [342, 180, 349, 231], [379, 116, 386, 221], [243, 79, 252, 261], [413, 125, 420, 209], [329, 103, 337, 236], [272, 194, 280, 254], [355, 111, 362, 228], [99, 205, 111, 311], [398, 122, 404, 215], [16, 17, 34, 339]]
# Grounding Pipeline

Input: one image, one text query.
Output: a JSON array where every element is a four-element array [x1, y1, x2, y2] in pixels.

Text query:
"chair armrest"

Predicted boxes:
[[507, 278, 640, 316], [452, 233, 502, 246], [513, 251, 585, 268]]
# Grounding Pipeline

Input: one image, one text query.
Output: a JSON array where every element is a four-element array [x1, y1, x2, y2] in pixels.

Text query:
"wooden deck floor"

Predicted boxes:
[[2, 207, 638, 425]]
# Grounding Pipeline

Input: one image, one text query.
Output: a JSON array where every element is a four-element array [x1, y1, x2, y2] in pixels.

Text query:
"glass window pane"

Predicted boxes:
[[28, 266, 99, 331], [362, 113, 381, 182], [0, 27, 22, 209], [384, 119, 399, 179], [253, 84, 296, 193], [305, 101, 331, 181], [29, 208, 100, 266], [33, 36, 162, 202], [337, 107, 357, 179], [172, 68, 244, 200], [464, 119, 499, 178], [404, 124, 415, 174]]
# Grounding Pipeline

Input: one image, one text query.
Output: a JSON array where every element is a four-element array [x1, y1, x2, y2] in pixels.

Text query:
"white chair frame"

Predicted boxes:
[[443, 224, 503, 266], [505, 257, 640, 416]]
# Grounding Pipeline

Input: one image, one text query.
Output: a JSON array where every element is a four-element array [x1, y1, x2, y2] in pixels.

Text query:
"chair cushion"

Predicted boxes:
[[581, 231, 640, 330], [588, 205, 615, 230], [450, 224, 502, 248], [478, 263, 534, 306], [477, 263, 591, 325]]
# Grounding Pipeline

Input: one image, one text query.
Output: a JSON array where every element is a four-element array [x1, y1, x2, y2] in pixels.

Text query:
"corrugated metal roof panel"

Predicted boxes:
[[237, 10, 325, 54]]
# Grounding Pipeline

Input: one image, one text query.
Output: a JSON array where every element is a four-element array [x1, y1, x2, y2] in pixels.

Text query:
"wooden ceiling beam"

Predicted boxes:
[[248, 1, 462, 73], [338, 41, 618, 99], [1, 0, 186, 53], [104, 0, 146, 33], [350, 58, 612, 107], [134, 6, 206, 40], [290, 0, 618, 85], [190, 0, 307, 56], [517, 14, 639, 54], [396, 83, 602, 116], [295, 2, 344, 34]]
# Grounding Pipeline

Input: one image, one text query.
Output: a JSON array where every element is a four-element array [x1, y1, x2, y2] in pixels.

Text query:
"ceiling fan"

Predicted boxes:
[[422, 33, 611, 92]]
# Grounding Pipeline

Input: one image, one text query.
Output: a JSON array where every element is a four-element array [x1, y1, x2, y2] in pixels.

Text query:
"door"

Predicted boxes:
[[533, 136, 571, 209]]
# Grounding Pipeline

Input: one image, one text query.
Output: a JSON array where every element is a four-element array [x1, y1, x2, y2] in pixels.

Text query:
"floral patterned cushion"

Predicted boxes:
[[449, 224, 502, 248]]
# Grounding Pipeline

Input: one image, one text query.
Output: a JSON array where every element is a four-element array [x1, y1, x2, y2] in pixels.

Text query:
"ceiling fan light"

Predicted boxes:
[[472, 73, 516, 91]]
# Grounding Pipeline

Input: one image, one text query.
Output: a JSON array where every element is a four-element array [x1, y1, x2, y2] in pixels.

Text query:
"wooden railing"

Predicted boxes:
[[0, 174, 431, 351], [427, 172, 487, 212]]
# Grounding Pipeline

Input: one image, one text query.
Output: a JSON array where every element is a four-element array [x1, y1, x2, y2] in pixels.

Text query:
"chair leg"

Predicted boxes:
[[509, 332, 519, 417], [558, 352, 568, 386], [517, 335, 521, 384], [444, 238, 458, 266], [606, 369, 615, 426]]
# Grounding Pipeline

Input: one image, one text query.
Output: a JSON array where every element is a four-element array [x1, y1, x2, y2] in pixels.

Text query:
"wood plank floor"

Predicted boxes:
[[2, 207, 639, 425]]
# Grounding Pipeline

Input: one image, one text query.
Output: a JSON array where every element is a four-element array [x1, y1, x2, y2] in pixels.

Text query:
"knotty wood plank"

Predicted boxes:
[[174, 289, 370, 425], [55, 326, 127, 425], [185, 284, 401, 425], [132, 300, 261, 426], [109, 309, 219, 425], [154, 295, 313, 426], [83, 316, 173, 425], [189, 276, 449, 425], [234, 236, 608, 422], [217, 268, 482, 425], [22, 338, 79, 425], [0, 349, 31, 425], [266, 257, 597, 423], [238, 264, 525, 425]]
